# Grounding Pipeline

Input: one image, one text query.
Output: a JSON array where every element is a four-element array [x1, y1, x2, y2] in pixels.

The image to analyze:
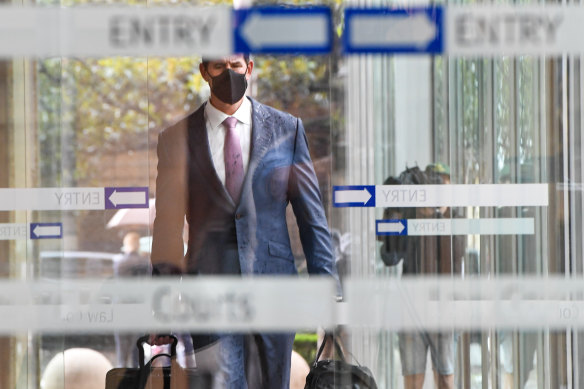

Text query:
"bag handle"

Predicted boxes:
[[144, 353, 173, 366], [138, 353, 174, 389], [136, 335, 180, 389], [313, 332, 347, 367], [137, 334, 178, 369]]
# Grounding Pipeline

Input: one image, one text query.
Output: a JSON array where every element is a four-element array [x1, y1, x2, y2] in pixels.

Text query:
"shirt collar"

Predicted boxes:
[[205, 96, 252, 130]]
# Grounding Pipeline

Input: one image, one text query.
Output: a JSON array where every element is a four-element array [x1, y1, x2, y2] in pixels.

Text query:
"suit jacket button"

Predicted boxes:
[[235, 214, 242, 220]]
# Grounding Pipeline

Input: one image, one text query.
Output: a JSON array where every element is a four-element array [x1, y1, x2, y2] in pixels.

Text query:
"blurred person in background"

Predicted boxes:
[[497, 163, 538, 389], [378, 163, 465, 389]]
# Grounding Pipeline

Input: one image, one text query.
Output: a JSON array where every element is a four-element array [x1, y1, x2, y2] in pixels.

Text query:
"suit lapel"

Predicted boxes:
[[187, 104, 235, 208], [238, 99, 273, 209], [248, 98, 273, 171]]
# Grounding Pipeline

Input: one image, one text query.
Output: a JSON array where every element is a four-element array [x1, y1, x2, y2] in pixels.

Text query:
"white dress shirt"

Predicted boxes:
[[204, 97, 252, 186]]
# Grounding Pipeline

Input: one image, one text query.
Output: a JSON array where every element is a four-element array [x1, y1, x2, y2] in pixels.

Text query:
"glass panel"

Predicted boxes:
[[3, 1, 584, 388]]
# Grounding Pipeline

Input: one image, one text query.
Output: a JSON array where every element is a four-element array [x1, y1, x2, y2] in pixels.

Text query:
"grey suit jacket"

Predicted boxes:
[[151, 97, 335, 278]]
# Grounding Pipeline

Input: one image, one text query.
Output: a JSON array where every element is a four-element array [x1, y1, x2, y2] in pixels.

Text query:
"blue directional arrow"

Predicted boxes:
[[376, 219, 407, 235], [30, 223, 62, 239], [234, 7, 332, 54], [105, 187, 149, 209], [333, 185, 375, 207], [344, 7, 443, 54]]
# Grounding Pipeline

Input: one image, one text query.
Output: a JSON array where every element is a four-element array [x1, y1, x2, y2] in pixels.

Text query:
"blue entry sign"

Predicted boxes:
[[105, 187, 149, 210], [333, 185, 375, 207], [30, 223, 63, 239], [376, 219, 407, 235], [344, 6, 443, 54], [234, 7, 332, 54], [376, 218, 535, 236]]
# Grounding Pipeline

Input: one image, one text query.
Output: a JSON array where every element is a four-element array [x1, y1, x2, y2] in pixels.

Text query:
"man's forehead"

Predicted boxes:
[[208, 55, 247, 64]]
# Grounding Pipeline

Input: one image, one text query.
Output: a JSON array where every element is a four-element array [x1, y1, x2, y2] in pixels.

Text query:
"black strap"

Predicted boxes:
[[138, 354, 173, 389], [313, 335, 328, 366], [145, 353, 173, 365], [137, 334, 178, 369], [313, 333, 347, 367]]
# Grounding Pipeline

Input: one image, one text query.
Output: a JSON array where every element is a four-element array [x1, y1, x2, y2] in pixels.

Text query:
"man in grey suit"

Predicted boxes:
[[151, 54, 336, 389]]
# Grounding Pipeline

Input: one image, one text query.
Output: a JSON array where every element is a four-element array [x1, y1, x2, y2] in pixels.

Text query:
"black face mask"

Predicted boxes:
[[210, 68, 248, 105]]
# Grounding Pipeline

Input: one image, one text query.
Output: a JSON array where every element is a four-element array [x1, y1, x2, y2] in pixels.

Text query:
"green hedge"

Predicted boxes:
[[293, 332, 318, 364]]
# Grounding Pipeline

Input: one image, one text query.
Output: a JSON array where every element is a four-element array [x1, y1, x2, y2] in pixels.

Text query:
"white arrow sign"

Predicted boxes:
[[377, 221, 406, 234], [0, 6, 232, 57], [108, 190, 147, 208], [0, 188, 104, 211], [240, 11, 329, 50], [335, 188, 372, 205], [31, 224, 62, 239], [0, 224, 28, 240], [446, 5, 584, 56], [0, 223, 64, 240], [377, 218, 534, 236], [0, 187, 149, 211], [375, 184, 548, 208], [350, 13, 437, 48]]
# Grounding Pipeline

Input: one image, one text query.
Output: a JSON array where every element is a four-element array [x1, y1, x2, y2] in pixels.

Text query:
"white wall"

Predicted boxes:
[[393, 57, 432, 172]]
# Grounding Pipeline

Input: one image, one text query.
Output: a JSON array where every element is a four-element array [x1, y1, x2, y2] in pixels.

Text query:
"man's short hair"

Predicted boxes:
[[426, 163, 450, 177], [201, 54, 250, 69]]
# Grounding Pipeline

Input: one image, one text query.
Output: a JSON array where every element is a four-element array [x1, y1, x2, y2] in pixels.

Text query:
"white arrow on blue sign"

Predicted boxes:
[[376, 219, 407, 235], [30, 223, 63, 239], [377, 218, 535, 236], [234, 7, 332, 54], [333, 186, 375, 207], [0, 187, 149, 211], [344, 7, 443, 54], [105, 187, 149, 209]]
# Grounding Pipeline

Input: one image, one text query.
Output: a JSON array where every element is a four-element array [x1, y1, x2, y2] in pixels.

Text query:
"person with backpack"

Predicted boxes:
[[378, 164, 465, 389]]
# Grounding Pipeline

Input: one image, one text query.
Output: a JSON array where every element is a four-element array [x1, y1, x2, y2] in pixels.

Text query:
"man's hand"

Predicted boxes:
[[149, 334, 174, 346]]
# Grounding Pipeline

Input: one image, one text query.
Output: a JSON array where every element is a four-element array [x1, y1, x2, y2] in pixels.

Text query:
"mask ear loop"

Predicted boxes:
[[242, 62, 251, 92]]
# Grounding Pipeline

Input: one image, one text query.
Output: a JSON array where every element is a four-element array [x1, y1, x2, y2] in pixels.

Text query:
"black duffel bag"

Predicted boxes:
[[304, 334, 377, 389]]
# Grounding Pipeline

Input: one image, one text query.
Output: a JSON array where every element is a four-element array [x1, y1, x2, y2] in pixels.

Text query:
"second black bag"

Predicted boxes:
[[304, 334, 377, 389]]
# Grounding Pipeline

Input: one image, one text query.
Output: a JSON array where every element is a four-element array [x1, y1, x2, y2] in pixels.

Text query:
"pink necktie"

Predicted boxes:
[[223, 116, 244, 203]]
